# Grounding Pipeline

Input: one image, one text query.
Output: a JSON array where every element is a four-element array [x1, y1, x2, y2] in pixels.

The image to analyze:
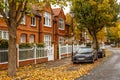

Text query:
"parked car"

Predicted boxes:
[[110, 44, 116, 47], [98, 42, 106, 58], [72, 47, 98, 63], [97, 48, 105, 58]]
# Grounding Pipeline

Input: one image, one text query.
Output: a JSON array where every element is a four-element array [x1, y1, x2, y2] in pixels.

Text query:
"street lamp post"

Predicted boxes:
[[84, 32, 87, 45], [70, 11, 74, 61]]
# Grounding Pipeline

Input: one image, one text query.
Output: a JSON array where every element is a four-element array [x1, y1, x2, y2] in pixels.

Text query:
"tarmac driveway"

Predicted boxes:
[[75, 48, 120, 80]]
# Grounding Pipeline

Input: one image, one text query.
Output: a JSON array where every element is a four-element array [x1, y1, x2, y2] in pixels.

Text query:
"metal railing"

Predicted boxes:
[[0, 46, 49, 64], [59, 44, 81, 59], [0, 49, 8, 63]]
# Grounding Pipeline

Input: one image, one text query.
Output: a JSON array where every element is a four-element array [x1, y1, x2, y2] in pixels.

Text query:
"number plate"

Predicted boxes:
[[78, 58, 84, 60]]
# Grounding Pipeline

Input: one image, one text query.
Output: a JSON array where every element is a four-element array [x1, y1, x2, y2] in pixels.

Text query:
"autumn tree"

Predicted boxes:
[[71, 0, 120, 49], [107, 24, 120, 44], [66, 13, 82, 44], [97, 28, 106, 42], [0, 0, 70, 77]]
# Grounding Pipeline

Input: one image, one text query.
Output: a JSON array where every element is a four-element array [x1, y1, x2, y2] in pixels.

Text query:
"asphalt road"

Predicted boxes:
[[75, 47, 120, 80]]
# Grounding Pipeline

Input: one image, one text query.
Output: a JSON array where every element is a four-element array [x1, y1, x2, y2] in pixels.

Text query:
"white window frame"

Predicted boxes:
[[0, 30, 9, 40], [20, 14, 26, 25], [59, 18, 64, 30], [44, 12, 51, 27], [44, 34, 51, 47], [0, 14, 2, 17], [59, 36, 64, 45], [21, 34, 27, 43], [30, 35, 35, 43], [38, 0, 43, 2], [4, 0, 9, 18], [0, 31, 2, 38], [0, 0, 9, 18], [31, 17, 36, 26]]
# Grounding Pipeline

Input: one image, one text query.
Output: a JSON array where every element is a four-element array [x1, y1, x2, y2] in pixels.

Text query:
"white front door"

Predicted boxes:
[[47, 46, 54, 61]]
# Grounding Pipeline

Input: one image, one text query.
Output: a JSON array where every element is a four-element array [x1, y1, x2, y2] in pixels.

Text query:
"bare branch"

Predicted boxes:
[[16, 1, 28, 27], [96, 26, 104, 33], [0, 8, 10, 26], [15, 2, 23, 19]]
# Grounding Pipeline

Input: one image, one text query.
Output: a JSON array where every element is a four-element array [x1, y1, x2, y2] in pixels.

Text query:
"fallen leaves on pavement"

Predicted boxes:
[[0, 50, 111, 80]]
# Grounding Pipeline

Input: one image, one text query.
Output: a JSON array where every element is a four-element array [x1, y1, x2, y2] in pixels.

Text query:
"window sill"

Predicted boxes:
[[59, 28, 64, 30], [31, 25, 36, 27], [44, 25, 51, 27], [20, 23, 26, 26]]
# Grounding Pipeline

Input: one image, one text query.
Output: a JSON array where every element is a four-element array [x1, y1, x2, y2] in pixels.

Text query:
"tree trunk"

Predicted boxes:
[[8, 24, 17, 76], [92, 33, 99, 50]]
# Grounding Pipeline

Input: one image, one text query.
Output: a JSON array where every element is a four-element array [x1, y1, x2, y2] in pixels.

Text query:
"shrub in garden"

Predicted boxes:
[[36, 43, 45, 48], [86, 43, 92, 47], [19, 43, 33, 48], [0, 38, 8, 49]]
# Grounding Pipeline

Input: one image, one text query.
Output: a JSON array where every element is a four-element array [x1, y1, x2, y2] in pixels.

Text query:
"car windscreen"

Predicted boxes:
[[77, 48, 92, 54]]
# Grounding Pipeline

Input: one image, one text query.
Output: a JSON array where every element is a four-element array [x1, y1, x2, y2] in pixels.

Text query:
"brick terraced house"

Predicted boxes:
[[0, 3, 70, 69]]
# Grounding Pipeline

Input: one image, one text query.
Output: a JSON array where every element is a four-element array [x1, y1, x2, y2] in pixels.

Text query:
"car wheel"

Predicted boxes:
[[96, 54, 98, 60], [101, 53, 104, 58], [91, 57, 94, 63], [104, 53, 106, 57], [73, 62, 76, 64]]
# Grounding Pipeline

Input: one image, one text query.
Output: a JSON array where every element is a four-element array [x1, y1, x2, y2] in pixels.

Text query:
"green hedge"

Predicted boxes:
[[36, 43, 45, 48], [0, 38, 8, 49], [19, 43, 33, 48], [19, 43, 45, 48]]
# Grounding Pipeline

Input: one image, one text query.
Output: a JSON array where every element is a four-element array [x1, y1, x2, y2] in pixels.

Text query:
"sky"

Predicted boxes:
[[51, 2, 71, 15], [52, 5, 70, 15], [118, 0, 120, 2]]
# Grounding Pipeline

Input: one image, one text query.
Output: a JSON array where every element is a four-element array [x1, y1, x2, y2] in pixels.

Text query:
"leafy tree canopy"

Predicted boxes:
[[71, 0, 120, 48]]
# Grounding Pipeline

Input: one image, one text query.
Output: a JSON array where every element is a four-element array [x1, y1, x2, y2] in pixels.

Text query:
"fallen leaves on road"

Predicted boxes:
[[0, 50, 111, 80]]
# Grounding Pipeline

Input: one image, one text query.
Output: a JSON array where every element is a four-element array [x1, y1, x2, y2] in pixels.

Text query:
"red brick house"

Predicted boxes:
[[0, 4, 69, 69], [52, 8, 70, 58]]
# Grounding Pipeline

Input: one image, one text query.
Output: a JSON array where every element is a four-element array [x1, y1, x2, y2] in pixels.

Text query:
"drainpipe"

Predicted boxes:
[[52, 17, 57, 44], [38, 16, 41, 43], [35, 10, 42, 43]]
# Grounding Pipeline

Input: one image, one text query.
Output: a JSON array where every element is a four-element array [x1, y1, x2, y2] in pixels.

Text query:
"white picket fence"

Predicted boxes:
[[59, 44, 81, 59], [0, 45, 54, 67]]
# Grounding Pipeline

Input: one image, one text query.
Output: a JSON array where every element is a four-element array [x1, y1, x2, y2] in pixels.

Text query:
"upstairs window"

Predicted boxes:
[[44, 12, 51, 27], [0, 0, 9, 17], [38, 0, 43, 2], [31, 17, 36, 26], [4, 0, 9, 17], [20, 14, 26, 25], [59, 18, 64, 30]]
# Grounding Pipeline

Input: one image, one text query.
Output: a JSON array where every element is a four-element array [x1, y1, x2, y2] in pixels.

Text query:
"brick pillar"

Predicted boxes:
[[53, 43, 58, 60], [16, 44, 19, 68]]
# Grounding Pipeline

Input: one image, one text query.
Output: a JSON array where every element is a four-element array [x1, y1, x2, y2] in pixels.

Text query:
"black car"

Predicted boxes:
[[72, 47, 98, 63], [98, 44, 106, 58], [98, 48, 105, 58]]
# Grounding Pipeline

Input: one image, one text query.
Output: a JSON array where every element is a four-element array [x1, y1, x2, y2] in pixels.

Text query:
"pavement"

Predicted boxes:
[[42, 57, 72, 68]]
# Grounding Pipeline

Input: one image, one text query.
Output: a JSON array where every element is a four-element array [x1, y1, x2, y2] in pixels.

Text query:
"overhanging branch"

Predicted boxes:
[[0, 9, 10, 26], [16, 1, 28, 27]]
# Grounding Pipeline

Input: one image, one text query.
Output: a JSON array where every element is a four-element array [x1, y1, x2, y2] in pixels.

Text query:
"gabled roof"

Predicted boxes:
[[52, 8, 61, 16]]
